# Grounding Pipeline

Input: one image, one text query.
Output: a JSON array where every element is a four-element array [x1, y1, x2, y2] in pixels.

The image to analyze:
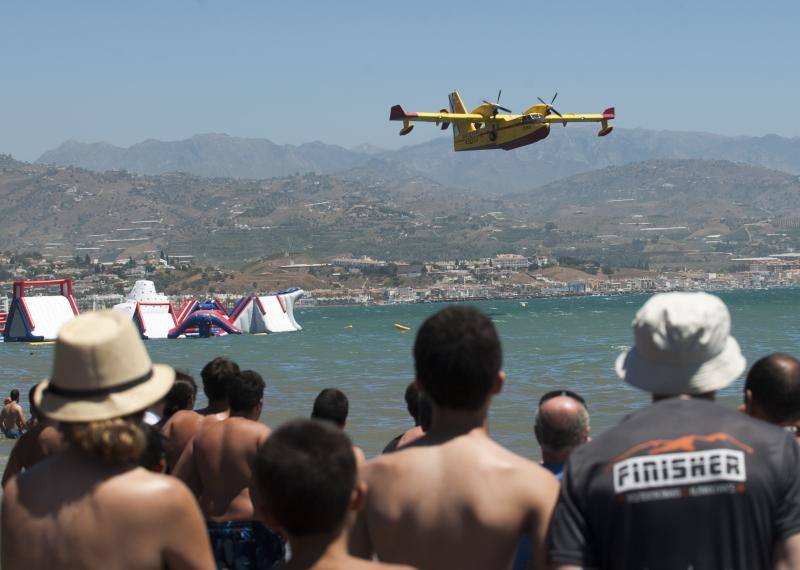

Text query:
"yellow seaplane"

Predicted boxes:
[[390, 91, 614, 151]]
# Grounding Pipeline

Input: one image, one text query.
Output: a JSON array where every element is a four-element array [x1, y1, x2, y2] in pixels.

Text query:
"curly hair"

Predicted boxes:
[[62, 417, 147, 464]]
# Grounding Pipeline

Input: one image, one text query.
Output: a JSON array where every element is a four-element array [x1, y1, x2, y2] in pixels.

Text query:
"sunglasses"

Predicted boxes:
[[539, 389, 587, 409]]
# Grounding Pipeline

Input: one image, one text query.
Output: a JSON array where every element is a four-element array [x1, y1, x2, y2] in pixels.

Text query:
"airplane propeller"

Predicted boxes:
[[538, 92, 562, 117], [483, 90, 513, 116]]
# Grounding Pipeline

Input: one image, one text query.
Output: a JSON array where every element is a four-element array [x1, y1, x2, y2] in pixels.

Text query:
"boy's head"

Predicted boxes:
[[414, 306, 503, 411], [311, 388, 349, 428], [201, 357, 240, 403], [252, 419, 361, 537], [228, 370, 265, 415]]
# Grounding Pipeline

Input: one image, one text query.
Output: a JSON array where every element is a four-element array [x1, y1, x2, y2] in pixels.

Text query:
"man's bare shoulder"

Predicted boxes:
[[226, 417, 271, 442], [164, 409, 201, 431], [344, 556, 416, 569], [353, 445, 367, 466], [366, 432, 557, 496], [284, 555, 416, 570], [91, 467, 204, 523], [342, 559, 417, 570], [197, 417, 270, 445], [13, 455, 196, 513], [370, 430, 527, 466]]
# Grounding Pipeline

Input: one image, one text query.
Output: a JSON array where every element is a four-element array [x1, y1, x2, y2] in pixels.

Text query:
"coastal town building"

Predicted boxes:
[[1, 249, 799, 310]]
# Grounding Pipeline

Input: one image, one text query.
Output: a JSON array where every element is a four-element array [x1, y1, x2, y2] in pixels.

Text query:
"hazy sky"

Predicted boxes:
[[1, 0, 798, 161]]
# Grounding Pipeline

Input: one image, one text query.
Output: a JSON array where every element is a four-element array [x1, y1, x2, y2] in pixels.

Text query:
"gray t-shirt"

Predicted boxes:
[[548, 397, 800, 569]]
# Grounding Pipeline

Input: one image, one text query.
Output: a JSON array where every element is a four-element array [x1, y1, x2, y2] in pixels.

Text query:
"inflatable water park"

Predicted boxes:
[[3, 279, 79, 342], [112, 280, 303, 340], [2, 279, 304, 342]]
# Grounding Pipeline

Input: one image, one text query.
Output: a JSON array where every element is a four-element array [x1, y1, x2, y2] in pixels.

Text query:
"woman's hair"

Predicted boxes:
[[62, 416, 147, 464], [161, 379, 197, 423], [139, 425, 170, 472]]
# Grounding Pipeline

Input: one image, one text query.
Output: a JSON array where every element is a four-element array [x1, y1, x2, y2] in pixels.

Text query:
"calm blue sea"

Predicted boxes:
[[1, 289, 798, 469]]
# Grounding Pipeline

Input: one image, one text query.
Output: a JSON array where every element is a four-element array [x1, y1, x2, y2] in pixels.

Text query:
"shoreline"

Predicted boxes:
[[296, 284, 797, 309]]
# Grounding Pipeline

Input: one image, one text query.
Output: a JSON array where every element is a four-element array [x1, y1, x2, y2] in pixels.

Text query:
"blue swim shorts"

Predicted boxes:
[[207, 520, 285, 570], [2, 427, 21, 439]]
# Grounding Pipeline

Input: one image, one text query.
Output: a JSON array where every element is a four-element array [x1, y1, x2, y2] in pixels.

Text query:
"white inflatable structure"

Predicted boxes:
[[113, 281, 176, 340], [230, 288, 304, 334], [113, 280, 170, 318], [3, 279, 79, 342], [133, 302, 178, 340]]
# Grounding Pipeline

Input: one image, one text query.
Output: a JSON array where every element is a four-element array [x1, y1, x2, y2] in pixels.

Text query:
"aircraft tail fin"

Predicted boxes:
[[448, 91, 475, 136]]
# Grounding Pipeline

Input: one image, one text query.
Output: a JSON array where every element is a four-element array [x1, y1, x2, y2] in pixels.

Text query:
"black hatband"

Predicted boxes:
[[44, 368, 154, 398]]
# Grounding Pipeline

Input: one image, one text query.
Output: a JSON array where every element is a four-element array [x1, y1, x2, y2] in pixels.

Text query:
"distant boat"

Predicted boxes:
[[520, 302, 528, 308], [393, 323, 411, 331]]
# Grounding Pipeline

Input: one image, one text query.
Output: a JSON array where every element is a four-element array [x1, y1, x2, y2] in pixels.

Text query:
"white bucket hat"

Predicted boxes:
[[33, 310, 175, 422], [615, 292, 746, 395]]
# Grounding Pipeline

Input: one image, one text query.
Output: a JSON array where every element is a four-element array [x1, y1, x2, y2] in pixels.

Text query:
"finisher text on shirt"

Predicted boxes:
[[613, 449, 746, 494]]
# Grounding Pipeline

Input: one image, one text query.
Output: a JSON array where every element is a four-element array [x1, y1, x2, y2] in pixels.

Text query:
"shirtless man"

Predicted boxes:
[[174, 370, 285, 568], [162, 356, 238, 470], [1, 309, 213, 570], [393, 392, 432, 450], [2, 384, 64, 487], [382, 382, 425, 453], [351, 306, 559, 570], [253, 419, 414, 570], [311, 387, 367, 464], [1, 389, 27, 439]]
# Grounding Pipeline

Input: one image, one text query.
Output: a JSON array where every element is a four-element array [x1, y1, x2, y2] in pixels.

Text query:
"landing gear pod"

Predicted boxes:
[[438, 108, 450, 130]]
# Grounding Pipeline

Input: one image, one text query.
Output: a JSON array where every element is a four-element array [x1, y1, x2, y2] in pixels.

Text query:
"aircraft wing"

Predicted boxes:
[[543, 107, 615, 124], [389, 105, 500, 125]]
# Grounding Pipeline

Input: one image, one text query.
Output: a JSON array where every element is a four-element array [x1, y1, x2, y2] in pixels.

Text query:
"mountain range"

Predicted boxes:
[[3, 152, 799, 266], [36, 128, 800, 193]]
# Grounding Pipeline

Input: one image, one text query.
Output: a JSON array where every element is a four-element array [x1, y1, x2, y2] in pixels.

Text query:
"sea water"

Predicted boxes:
[[0, 288, 797, 470]]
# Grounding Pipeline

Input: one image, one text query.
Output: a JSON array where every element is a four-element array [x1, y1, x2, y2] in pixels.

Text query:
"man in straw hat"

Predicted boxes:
[[1, 310, 214, 569], [547, 292, 800, 570]]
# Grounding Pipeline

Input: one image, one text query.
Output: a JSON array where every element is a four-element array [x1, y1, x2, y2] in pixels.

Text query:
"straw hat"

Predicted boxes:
[[33, 310, 175, 422], [615, 292, 746, 395]]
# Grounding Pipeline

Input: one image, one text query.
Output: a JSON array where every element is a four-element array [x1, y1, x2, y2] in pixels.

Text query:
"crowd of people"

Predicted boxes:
[[1, 291, 800, 569]]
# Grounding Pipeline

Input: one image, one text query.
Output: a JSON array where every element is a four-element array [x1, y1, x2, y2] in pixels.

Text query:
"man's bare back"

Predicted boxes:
[[2, 419, 64, 487], [1, 401, 26, 433], [352, 428, 559, 570], [162, 409, 228, 471], [1, 450, 213, 569], [282, 545, 416, 570], [174, 416, 270, 521]]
